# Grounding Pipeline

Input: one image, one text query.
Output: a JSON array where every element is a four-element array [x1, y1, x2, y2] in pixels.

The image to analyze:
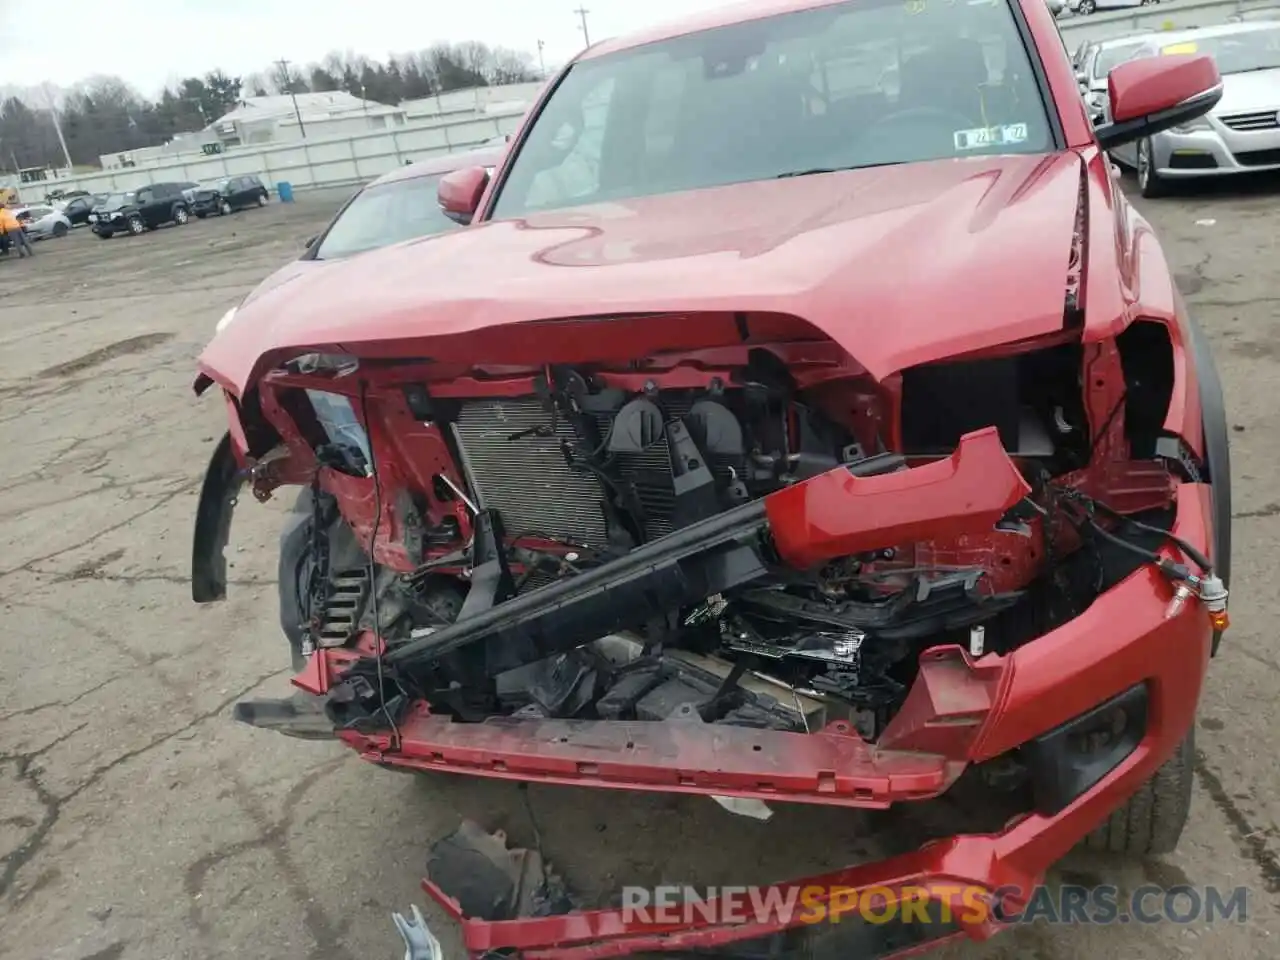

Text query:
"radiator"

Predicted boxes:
[[451, 398, 609, 547]]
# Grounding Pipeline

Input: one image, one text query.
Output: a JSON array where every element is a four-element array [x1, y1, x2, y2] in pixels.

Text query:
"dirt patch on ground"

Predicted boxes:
[[37, 333, 175, 380]]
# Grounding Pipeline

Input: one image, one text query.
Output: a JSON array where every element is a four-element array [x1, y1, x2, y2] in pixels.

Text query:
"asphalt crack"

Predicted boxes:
[[0, 667, 287, 900], [0, 674, 126, 725], [27, 567, 277, 589], [0, 723, 88, 900], [1195, 751, 1280, 896], [1233, 646, 1280, 676], [0, 478, 200, 583], [185, 755, 353, 958], [1232, 503, 1280, 520]]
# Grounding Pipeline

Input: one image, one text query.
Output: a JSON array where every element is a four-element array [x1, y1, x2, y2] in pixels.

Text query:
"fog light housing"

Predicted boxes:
[[1021, 682, 1149, 816]]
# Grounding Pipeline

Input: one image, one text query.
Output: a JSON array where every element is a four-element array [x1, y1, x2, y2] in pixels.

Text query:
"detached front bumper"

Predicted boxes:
[[354, 492, 1213, 959], [194, 420, 1215, 958], [401, 479, 1210, 958]]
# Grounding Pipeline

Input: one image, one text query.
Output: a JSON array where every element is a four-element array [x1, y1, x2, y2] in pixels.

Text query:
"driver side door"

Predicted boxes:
[[134, 188, 158, 226]]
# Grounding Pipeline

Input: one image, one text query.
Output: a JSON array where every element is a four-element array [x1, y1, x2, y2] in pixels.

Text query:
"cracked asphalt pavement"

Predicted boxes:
[[1, 175, 1278, 960]]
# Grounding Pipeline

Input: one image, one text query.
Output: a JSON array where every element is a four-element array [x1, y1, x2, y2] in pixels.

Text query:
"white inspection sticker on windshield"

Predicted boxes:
[[953, 123, 1029, 151]]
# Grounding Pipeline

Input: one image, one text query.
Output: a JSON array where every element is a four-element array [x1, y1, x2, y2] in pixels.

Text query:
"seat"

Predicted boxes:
[[898, 38, 991, 123]]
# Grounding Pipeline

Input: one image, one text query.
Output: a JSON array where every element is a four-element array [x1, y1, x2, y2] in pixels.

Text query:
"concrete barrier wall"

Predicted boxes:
[[1057, 0, 1279, 47], [2, 109, 524, 199]]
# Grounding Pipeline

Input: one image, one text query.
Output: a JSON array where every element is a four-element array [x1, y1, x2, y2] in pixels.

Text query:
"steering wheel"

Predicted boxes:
[[867, 105, 978, 134]]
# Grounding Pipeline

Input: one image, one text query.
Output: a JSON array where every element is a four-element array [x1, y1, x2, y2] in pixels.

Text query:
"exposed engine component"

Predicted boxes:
[[447, 369, 852, 552]]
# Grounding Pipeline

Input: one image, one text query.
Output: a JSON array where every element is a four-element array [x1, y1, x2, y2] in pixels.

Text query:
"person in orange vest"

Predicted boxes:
[[0, 203, 34, 258]]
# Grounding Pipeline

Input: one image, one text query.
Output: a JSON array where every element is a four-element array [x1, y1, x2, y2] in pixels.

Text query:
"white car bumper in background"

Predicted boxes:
[[1152, 110, 1280, 177]]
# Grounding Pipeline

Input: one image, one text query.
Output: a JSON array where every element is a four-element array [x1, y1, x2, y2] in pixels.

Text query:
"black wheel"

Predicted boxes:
[[173, 205, 189, 225], [1082, 729, 1194, 855], [1079, 0, 1096, 12], [52, 221, 68, 238], [277, 489, 463, 671], [1136, 138, 1170, 198], [127, 217, 145, 236], [219, 199, 233, 216], [257, 192, 268, 207], [279, 488, 326, 671]]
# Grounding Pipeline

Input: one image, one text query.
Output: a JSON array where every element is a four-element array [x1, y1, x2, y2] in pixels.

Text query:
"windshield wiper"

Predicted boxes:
[[776, 167, 840, 178], [775, 161, 905, 179]]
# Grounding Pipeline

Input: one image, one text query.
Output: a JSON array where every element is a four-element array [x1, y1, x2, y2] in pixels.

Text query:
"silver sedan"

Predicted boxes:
[[17, 204, 72, 240], [1108, 22, 1280, 197]]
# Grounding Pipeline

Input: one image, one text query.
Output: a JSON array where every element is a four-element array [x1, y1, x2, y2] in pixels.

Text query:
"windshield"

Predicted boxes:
[[491, 0, 1052, 218], [102, 192, 134, 207], [312, 173, 459, 260], [1161, 27, 1280, 74], [1093, 41, 1148, 79]]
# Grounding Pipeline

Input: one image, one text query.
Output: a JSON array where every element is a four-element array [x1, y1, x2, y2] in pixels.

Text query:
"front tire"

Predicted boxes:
[[1136, 138, 1169, 198], [257, 192, 268, 207], [1078, 0, 1096, 12], [127, 217, 145, 236], [1083, 729, 1194, 855], [52, 221, 68, 238], [173, 205, 189, 225], [219, 199, 233, 216]]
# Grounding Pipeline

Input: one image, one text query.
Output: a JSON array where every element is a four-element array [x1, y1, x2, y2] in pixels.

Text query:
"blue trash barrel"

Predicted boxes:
[[276, 181, 294, 203]]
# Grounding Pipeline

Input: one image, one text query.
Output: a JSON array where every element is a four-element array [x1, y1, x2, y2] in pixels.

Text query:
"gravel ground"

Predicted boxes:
[[0, 175, 1277, 960]]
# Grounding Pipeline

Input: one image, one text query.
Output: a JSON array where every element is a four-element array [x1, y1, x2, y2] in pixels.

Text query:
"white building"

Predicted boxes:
[[208, 92, 407, 147], [400, 81, 544, 122], [99, 130, 221, 171]]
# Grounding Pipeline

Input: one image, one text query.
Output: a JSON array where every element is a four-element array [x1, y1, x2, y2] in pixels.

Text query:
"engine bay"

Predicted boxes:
[[206, 322, 1197, 745]]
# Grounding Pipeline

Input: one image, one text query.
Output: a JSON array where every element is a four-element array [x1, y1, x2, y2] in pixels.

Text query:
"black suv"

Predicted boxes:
[[186, 174, 269, 218], [90, 181, 197, 239]]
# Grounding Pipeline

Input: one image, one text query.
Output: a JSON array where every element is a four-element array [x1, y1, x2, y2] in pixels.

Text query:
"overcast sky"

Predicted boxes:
[[0, 0, 735, 98]]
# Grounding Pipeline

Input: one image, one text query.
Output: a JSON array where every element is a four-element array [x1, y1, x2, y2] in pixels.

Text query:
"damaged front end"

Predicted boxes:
[[194, 307, 1226, 957]]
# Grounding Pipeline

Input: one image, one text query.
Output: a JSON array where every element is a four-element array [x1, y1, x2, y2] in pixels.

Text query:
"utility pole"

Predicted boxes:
[[274, 58, 307, 139], [574, 6, 591, 46], [184, 98, 209, 127], [537, 39, 547, 77], [40, 83, 74, 172]]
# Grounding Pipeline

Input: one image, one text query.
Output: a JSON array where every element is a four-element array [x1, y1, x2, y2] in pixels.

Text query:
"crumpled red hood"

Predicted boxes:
[[198, 152, 1083, 395]]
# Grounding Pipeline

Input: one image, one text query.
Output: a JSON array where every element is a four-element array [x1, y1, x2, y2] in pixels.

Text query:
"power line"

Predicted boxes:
[[573, 6, 591, 46], [274, 58, 308, 139]]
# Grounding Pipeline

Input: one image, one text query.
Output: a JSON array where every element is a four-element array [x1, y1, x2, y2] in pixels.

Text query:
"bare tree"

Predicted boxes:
[[488, 47, 539, 85]]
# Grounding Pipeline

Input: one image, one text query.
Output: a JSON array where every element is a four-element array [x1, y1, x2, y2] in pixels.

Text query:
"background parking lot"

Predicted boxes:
[[0, 181, 1277, 960]]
